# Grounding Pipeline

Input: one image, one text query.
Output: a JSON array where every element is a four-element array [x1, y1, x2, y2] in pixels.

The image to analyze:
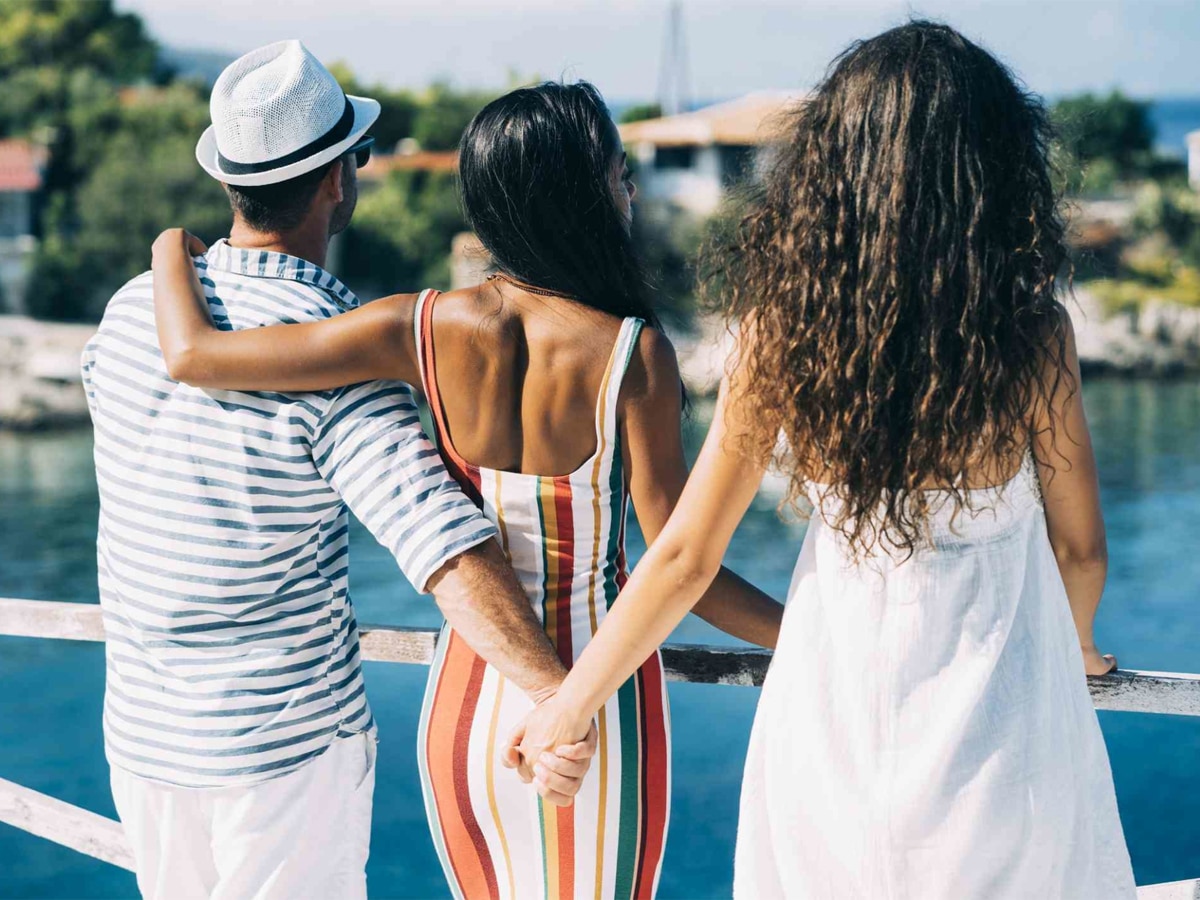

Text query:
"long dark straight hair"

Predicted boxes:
[[458, 81, 662, 330]]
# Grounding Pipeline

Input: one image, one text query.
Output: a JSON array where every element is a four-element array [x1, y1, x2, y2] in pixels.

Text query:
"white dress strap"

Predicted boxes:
[[594, 317, 645, 446], [412, 288, 437, 395]]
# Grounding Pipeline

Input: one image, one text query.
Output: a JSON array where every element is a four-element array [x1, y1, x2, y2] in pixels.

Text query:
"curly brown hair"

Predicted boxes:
[[707, 21, 1071, 557]]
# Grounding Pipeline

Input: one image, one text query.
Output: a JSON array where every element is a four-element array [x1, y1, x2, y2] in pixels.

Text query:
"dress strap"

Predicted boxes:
[[413, 288, 470, 474], [413, 288, 438, 407], [594, 317, 645, 446]]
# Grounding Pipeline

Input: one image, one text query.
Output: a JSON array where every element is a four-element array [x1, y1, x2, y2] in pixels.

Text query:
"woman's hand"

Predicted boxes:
[[502, 695, 596, 807], [1082, 645, 1117, 676], [152, 228, 207, 261]]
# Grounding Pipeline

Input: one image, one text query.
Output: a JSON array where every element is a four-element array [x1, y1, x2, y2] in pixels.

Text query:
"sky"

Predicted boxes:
[[118, 0, 1199, 102]]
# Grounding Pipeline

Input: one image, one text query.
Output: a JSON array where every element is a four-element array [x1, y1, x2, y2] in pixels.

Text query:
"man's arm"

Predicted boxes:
[[311, 379, 567, 695], [426, 539, 566, 701], [311, 379, 595, 800]]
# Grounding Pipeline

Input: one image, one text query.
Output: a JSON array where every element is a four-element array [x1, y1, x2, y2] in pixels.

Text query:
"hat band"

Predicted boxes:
[[216, 95, 355, 176]]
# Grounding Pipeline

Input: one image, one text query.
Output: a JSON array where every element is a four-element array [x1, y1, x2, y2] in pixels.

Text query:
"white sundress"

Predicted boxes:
[[735, 455, 1136, 899]]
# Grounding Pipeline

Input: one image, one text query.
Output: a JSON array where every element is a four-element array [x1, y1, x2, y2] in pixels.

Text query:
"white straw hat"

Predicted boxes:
[[196, 40, 380, 187]]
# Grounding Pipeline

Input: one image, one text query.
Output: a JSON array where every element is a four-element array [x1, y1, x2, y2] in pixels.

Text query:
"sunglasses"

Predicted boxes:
[[347, 136, 374, 169]]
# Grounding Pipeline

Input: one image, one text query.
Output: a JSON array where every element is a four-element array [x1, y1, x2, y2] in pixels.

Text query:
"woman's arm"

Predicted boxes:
[[508, 351, 775, 770], [151, 228, 421, 391], [621, 327, 784, 649], [1033, 313, 1116, 676]]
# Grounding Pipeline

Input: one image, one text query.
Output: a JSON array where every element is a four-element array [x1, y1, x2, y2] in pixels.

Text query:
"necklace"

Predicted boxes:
[[487, 271, 575, 300]]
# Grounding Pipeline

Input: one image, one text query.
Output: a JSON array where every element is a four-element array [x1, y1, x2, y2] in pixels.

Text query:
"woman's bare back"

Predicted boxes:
[[423, 283, 629, 477]]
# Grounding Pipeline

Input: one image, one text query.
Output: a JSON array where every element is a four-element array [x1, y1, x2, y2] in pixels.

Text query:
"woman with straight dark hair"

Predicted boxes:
[[510, 24, 1136, 898], [150, 80, 783, 899]]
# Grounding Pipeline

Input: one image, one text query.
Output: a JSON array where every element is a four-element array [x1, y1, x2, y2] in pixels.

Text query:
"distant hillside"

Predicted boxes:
[[158, 46, 235, 89]]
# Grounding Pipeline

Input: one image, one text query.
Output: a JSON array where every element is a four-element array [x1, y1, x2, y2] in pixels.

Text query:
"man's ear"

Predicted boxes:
[[324, 159, 345, 203]]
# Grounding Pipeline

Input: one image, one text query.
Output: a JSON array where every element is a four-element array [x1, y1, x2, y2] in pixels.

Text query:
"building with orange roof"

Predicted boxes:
[[0, 139, 46, 314], [357, 149, 459, 182], [619, 91, 803, 215]]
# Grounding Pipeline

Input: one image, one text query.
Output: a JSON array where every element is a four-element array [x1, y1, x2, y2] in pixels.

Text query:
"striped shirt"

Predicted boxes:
[[80, 239, 497, 788]]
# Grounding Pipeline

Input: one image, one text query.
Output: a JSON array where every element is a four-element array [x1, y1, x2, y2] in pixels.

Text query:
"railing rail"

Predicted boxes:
[[1, 595, 1198, 896], [0, 777, 133, 873], [3, 597, 1199, 715]]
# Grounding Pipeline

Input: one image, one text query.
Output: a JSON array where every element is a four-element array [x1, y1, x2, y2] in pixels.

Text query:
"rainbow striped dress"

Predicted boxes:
[[414, 290, 671, 900]]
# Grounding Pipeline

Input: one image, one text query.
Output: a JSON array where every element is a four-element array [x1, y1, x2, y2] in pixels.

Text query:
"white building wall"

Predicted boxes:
[[0, 190, 38, 314], [1189, 130, 1200, 191], [635, 145, 727, 216], [0, 235, 36, 315]]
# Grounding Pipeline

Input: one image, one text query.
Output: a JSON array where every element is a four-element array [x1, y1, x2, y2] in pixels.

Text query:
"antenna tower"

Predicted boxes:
[[657, 1, 691, 116]]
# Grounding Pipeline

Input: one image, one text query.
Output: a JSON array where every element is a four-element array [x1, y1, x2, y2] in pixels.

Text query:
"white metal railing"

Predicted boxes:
[[1, 596, 1197, 896]]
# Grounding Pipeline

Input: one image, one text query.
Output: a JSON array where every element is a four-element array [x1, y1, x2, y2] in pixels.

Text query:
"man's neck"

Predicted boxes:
[[228, 221, 330, 269]]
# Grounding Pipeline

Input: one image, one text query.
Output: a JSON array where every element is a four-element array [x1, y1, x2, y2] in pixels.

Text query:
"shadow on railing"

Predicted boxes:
[[1, 597, 1198, 897]]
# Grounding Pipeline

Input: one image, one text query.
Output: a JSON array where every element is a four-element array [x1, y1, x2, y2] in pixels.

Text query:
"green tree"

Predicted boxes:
[[619, 102, 663, 124], [0, 0, 157, 82], [328, 62, 419, 155], [412, 82, 495, 151], [341, 170, 465, 294], [1052, 91, 1155, 177], [27, 85, 230, 320], [0, 0, 160, 194], [631, 207, 703, 326]]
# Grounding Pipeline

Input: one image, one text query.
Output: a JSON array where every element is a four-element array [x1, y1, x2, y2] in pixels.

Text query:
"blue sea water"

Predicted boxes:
[[1149, 98, 1200, 159], [0, 378, 1198, 898]]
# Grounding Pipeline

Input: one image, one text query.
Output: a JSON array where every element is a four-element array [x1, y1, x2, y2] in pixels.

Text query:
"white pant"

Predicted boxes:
[[110, 734, 376, 900]]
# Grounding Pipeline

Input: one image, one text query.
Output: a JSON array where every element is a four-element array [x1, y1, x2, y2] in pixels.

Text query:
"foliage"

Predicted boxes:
[[1053, 92, 1200, 318], [326, 70, 497, 293], [1090, 265, 1200, 315], [631, 206, 704, 327], [619, 103, 663, 124], [27, 84, 230, 320], [1051, 90, 1154, 178], [1080, 183, 1200, 316], [329, 65, 501, 154], [0, 1, 503, 320], [0, 0, 160, 205], [324, 69, 498, 293], [340, 170, 466, 294], [0, 0, 158, 83], [411, 82, 496, 151], [328, 62, 419, 155], [0, 2, 211, 320], [1132, 182, 1200, 267]]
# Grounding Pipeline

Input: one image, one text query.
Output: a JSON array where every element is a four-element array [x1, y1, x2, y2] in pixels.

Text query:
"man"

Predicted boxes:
[[81, 40, 590, 899]]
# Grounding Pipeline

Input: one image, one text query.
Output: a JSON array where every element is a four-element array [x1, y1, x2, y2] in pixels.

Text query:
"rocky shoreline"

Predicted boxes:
[[671, 292, 1200, 395], [1072, 288, 1200, 377], [3, 298, 1199, 431], [0, 316, 95, 430]]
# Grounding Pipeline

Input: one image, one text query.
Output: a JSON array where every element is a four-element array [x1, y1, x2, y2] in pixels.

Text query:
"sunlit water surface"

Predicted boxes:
[[0, 379, 1197, 897]]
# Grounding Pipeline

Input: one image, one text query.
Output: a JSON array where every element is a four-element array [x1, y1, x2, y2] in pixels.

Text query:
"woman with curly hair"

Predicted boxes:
[[512, 22, 1136, 898]]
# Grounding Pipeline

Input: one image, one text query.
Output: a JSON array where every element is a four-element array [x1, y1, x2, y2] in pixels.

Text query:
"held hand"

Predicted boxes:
[[531, 725, 598, 807], [1082, 645, 1117, 675], [152, 228, 208, 260], [500, 683, 564, 783], [502, 696, 595, 806]]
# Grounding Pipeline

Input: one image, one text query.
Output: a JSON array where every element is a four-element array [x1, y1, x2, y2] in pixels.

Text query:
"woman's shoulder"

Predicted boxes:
[[617, 324, 682, 421], [431, 284, 509, 331], [624, 324, 679, 393]]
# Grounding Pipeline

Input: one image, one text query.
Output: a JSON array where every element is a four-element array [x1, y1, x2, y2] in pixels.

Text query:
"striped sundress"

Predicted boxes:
[[413, 289, 672, 900]]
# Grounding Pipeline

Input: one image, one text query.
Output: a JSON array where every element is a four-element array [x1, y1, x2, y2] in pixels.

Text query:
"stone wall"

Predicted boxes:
[[0, 316, 94, 429]]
